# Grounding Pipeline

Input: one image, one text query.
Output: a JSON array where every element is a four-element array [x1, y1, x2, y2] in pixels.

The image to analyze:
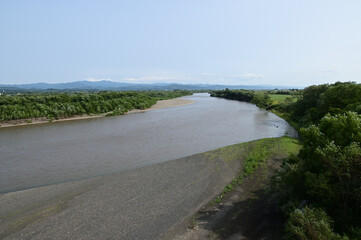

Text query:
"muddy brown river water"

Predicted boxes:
[[0, 93, 296, 193]]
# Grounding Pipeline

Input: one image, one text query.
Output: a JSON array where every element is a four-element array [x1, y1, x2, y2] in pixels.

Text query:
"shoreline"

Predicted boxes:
[[0, 137, 300, 240], [0, 98, 195, 128], [0, 139, 243, 239]]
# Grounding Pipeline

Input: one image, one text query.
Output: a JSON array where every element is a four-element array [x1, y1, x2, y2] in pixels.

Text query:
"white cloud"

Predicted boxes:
[[84, 78, 112, 82], [119, 73, 266, 85], [194, 73, 265, 85], [122, 76, 179, 82], [238, 73, 265, 79], [197, 73, 264, 79]]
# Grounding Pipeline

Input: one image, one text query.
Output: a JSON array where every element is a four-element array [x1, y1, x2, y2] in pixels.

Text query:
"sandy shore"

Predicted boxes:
[[0, 98, 195, 128], [128, 98, 195, 113]]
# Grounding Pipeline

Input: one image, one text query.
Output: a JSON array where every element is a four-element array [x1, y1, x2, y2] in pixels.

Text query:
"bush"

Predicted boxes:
[[284, 206, 348, 240]]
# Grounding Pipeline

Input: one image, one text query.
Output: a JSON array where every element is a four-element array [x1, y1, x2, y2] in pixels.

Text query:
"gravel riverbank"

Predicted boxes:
[[1, 137, 300, 240], [0, 145, 240, 240]]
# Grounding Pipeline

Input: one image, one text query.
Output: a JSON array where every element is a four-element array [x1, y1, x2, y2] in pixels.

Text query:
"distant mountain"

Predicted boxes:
[[0, 81, 302, 92]]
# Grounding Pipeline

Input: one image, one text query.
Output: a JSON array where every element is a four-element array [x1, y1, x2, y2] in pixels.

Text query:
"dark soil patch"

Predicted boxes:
[[173, 141, 298, 240]]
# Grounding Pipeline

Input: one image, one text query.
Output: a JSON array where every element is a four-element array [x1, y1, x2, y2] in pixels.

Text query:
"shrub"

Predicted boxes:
[[284, 206, 348, 240]]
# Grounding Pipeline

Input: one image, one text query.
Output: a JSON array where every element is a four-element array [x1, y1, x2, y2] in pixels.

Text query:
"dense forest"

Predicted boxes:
[[280, 82, 361, 127], [0, 90, 192, 122], [211, 82, 361, 240]]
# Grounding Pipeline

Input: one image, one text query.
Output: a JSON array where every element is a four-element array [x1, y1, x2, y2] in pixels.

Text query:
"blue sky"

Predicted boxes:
[[1, 0, 361, 86]]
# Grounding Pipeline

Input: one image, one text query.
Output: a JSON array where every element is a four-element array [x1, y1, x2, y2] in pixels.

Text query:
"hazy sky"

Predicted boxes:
[[1, 0, 361, 86]]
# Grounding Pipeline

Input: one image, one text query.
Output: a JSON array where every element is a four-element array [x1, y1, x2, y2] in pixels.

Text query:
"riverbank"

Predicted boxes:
[[0, 98, 195, 128], [171, 137, 300, 240], [0, 137, 300, 240]]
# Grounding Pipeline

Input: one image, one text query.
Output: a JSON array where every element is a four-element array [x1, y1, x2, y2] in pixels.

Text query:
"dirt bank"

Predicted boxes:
[[0, 98, 195, 128], [170, 137, 301, 240]]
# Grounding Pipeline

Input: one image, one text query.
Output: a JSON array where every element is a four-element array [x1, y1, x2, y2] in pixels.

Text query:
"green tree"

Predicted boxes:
[[284, 206, 348, 240], [273, 112, 361, 237], [299, 112, 361, 229], [251, 91, 271, 108]]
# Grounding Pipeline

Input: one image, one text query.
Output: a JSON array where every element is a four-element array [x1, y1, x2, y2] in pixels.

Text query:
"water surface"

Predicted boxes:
[[0, 93, 296, 193]]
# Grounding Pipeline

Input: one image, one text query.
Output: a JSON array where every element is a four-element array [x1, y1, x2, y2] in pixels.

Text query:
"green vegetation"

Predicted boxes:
[[0, 90, 192, 122], [272, 112, 361, 239], [276, 81, 361, 128], [210, 82, 361, 239], [284, 206, 348, 240], [210, 88, 301, 109], [275, 83, 361, 239], [242, 145, 268, 176], [209, 137, 301, 205], [209, 89, 272, 108], [269, 94, 297, 104]]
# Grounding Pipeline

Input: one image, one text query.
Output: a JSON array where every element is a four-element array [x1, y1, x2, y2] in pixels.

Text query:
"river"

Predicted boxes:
[[0, 93, 296, 193]]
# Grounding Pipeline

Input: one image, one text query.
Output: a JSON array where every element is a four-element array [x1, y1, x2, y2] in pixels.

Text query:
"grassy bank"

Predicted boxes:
[[269, 94, 297, 105], [175, 136, 301, 239], [207, 136, 300, 205]]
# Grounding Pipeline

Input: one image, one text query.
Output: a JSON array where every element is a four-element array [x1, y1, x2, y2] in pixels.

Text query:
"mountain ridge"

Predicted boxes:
[[0, 80, 303, 91]]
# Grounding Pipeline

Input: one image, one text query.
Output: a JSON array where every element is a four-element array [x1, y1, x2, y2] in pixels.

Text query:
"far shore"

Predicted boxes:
[[0, 98, 195, 128]]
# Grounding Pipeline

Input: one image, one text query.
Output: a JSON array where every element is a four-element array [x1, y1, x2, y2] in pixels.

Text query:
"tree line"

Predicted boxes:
[[209, 89, 272, 108], [283, 81, 361, 127], [0, 90, 192, 121], [211, 82, 361, 239]]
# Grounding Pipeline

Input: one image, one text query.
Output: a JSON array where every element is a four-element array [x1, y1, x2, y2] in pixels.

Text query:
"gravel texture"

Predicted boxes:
[[1, 149, 240, 240]]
